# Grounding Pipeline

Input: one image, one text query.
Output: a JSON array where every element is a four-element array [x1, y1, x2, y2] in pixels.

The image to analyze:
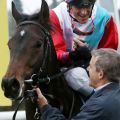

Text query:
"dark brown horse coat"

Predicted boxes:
[[2, 0, 82, 120]]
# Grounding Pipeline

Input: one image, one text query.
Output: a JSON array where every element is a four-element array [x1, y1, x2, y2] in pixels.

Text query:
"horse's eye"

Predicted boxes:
[[34, 41, 42, 48]]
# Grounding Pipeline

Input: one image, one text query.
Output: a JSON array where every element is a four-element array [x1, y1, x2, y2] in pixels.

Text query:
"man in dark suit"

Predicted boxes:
[[36, 48, 120, 120]]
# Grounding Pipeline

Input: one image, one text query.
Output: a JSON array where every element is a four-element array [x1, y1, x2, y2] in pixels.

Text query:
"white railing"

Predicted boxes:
[[0, 111, 26, 120]]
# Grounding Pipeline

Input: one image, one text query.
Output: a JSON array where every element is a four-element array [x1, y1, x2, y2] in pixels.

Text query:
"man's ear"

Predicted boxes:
[[98, 70, 104, 80]]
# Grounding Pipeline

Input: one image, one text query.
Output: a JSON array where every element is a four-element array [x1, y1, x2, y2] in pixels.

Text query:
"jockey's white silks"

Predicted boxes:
[[53, 2, 110, 50]]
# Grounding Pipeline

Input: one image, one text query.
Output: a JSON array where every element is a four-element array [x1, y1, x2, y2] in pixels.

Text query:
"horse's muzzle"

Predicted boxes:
[[1, 77, 20, 99]]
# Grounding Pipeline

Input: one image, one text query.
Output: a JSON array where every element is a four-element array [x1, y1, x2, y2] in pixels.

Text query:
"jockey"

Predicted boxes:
[[50, 0, 118, 96]]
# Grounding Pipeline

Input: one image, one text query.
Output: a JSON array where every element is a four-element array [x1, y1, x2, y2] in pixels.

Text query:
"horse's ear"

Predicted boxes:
[[38, 0, 49, 24], [12, 2, 22, 24]]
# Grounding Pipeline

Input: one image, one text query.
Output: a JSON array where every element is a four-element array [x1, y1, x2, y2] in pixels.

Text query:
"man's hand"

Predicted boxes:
[[36, 88, 48, 108]]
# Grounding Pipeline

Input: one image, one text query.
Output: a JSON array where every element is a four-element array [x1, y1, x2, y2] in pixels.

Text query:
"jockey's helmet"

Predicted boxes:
[[65, 0, 96, 7]]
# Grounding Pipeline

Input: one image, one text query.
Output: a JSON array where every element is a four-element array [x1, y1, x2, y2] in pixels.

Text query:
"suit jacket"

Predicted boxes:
[[41, 82, 120, 120]]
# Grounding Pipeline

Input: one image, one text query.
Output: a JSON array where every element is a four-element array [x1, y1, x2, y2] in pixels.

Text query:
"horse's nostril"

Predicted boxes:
[[1, 78, 9, 91], [2, 77, 20, 99], [11, 78, 20, 91]]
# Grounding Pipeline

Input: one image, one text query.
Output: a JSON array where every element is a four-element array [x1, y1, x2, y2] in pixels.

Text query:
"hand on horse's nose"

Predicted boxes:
[[1, 77, 20, 99]]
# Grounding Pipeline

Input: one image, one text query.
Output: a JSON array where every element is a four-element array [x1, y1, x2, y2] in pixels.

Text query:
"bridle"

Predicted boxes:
[[13, 21, 75, 120], [18, 21, 52, 77], [18, 21, 74, 84], [13, 20, 52, 120]]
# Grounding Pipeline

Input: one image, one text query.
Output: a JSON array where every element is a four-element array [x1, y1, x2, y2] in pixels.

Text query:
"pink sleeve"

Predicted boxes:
[[50, 10, 69, 63], [98, 16, 118, 50]]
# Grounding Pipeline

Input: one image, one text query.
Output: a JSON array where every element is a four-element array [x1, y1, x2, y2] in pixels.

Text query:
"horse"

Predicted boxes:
[[1, 0, 83, 120]]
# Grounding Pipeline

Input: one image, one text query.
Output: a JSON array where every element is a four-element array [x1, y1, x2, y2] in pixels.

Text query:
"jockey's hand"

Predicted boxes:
[[69, 46, 91, 62], [36, 88, 48, 108], [73, 38, 88, 49]]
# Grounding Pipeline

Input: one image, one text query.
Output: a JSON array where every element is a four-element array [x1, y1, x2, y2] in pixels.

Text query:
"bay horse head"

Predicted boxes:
[[2, 0, 57, 99], [1, 0, 82, 119]]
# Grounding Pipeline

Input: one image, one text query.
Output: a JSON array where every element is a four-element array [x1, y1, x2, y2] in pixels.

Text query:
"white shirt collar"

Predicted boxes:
[[94, 82, 112, 92]]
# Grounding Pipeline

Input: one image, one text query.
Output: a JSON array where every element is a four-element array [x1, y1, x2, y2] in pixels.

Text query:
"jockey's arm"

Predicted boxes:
[[50, 10, 70, 64], [98, 16, 118, 49]]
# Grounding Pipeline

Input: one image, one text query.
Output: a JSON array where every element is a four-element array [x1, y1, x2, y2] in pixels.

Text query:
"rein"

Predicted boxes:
[[12, 64, 75, 120], [13, 21, 76, 120], [25, 65, 74, 84]]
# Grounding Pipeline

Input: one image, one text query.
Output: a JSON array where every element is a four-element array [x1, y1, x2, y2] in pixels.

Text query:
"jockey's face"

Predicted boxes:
[[70, 5, 93, 24]]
